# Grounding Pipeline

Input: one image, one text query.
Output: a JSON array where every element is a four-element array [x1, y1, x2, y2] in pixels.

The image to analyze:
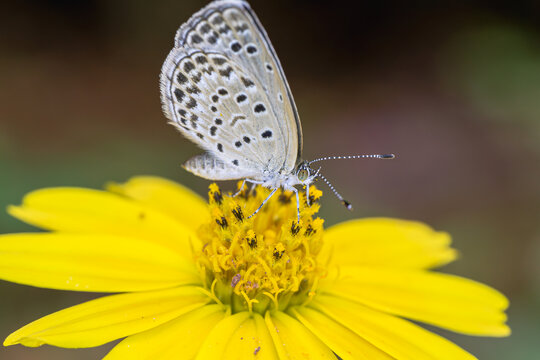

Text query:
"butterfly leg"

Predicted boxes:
[[231, 179, 263, 197], [231, 179, 247, 197], [247, 187, 278, 219], [291, 186, 301, 223], [246, 179, 264, 196]]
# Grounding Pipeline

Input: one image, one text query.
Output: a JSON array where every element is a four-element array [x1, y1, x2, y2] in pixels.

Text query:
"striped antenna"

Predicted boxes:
[[309, 154, 395, 164], [317, 173, 353, 211]]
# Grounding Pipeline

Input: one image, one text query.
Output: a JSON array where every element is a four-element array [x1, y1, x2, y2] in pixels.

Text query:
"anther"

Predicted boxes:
[[213, 189, 223, 204], [273, 248, 285, 260], [216, 216, 228, 228], [247, 236, 257, 249], [291, 222, 300, 236], [232, 206, 244, 221]]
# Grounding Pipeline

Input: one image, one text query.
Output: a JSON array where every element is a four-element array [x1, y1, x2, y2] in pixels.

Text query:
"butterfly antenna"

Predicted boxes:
[[309, 154, 395, 164], [317, 173, 353, 211]]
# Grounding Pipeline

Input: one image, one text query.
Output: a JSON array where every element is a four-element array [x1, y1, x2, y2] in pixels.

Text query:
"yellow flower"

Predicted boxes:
[[1, 176, 509, 359]]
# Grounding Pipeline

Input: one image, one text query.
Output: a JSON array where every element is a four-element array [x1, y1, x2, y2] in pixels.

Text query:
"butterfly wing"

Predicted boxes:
[[160, 0, 302, 180]]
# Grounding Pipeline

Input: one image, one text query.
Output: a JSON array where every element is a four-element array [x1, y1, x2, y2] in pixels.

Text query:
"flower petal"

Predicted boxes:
[[107, 176, 209, 232], [4, 286, 210, 348], [321, 218, 457, 269], [264, 310, 335, 360], [104, 304, 227, 360], [8, 187, 197, 255], [0, 233, 200, 292], [196, 312, 277, 360], [322, 266, 510, 336], [288, 307, 393, 360], [309, 295, 477, 360]]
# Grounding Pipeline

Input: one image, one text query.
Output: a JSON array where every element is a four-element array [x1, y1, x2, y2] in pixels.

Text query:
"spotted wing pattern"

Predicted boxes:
[[160, 0, 302, 180]]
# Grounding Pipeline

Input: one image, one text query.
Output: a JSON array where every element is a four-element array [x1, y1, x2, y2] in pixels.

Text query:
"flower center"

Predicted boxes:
[[194, 183, 326, 314]]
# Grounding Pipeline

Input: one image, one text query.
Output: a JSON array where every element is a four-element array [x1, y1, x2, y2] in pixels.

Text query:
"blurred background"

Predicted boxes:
[[1, 0, 539, 358]]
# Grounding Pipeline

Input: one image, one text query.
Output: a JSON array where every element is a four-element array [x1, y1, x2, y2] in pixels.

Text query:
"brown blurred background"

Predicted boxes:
[[1, 0, 539, 358]]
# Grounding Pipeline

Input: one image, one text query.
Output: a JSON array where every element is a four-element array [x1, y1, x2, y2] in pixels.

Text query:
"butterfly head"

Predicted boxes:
[[295, 161, 319, 185]]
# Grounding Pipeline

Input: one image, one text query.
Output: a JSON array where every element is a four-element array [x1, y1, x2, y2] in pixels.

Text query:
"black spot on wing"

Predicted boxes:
[[177, 72, 188, 84], [261, 130, 273, 139], [212, 57, 227, 66], [236, 94, 247, 104], [191, 34, 203, 44], [195, 55, 208, 64], [186, 97, 197, 109], [200, 24, 211, 34], [207, 34, 218, 44], [246, 45, 257, 54], [235, 24, 249, 33], [219, 66, 233, 78], [174, 88, 185, 102], [186, 85, 200, 95], [183, 61, 195, 72], [212, 16, 224, 25], [254, 103, 266, 114], [230, 41, 242, 52], [241, 77, 255, 88], [191, 72, 202, 84], [218, 25, 231, 34]]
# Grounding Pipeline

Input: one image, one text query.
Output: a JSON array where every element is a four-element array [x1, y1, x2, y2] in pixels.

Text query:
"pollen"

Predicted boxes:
[[194, 183, 326, 313]]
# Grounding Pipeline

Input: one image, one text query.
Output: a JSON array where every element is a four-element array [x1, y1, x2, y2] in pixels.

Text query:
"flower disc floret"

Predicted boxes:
[[195, 183, 325, 313]]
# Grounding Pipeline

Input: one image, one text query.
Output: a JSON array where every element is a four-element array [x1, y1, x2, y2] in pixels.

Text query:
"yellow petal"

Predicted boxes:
[[104, 304, 227, 360], [0, 233, 200, 292], [8, 187, 197, 255], [264, 310, 335, 360], [321, 218, 457, 269], [4, 286, 210, 348], [107, 176, 209, 232], [196, 312, 277, 360], [322, 266, 510, 336], [289, 307, 393, 360], [311, 295, 478, 360]]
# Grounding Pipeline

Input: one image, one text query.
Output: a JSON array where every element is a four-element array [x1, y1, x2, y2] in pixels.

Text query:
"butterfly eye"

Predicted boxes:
[[297, 168, 309, 182]]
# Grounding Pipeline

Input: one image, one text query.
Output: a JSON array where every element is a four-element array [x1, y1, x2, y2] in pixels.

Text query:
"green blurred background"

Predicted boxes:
[[1, 0, 539, 358]]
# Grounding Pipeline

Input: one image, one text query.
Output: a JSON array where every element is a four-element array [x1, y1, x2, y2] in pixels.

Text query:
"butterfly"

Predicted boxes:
[[159, 0, 394, 221]]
